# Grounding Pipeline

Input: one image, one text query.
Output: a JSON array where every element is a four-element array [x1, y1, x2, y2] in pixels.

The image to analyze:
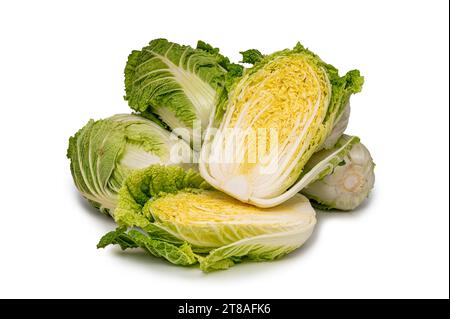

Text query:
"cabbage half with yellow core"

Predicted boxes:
[[98, 165, 316, 272], [200, 43, 364, 207]]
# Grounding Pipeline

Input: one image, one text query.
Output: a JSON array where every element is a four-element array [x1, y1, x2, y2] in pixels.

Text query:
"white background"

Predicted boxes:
[[0, 0, 448, 299]]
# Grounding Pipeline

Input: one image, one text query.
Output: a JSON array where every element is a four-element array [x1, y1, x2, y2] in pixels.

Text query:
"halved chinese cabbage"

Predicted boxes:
[[200, 43, 364, 207], [99, 165, 316, 272]]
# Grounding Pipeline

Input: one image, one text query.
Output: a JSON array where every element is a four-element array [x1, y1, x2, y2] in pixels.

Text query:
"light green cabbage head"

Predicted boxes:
[[301, 135, 375, 210], [98, 165, 316, 272], [67, 114, 194, 216], [124, 39, 242, 149], [199, 43, 364, 207]]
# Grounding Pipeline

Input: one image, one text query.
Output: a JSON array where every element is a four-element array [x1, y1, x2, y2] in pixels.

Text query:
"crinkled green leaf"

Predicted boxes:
[[240, 49, 264, 65], [98, 227, 198, 266], [97, 226, 138, 249]]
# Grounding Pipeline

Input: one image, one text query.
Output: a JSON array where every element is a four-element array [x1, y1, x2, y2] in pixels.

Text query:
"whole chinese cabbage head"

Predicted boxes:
[[124, 39, 242, 149], [98, 165, 316, 272], [200, 43, 364, 207], [67, 114, 194, 216], [301, 135, 375, 210]]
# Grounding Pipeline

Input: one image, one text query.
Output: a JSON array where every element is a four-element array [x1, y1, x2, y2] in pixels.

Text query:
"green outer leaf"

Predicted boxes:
[[97, 226, 138, 249], [196, 40, 243, 79], [97, 227, 198, 266], [240, 49, 264, 64]]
